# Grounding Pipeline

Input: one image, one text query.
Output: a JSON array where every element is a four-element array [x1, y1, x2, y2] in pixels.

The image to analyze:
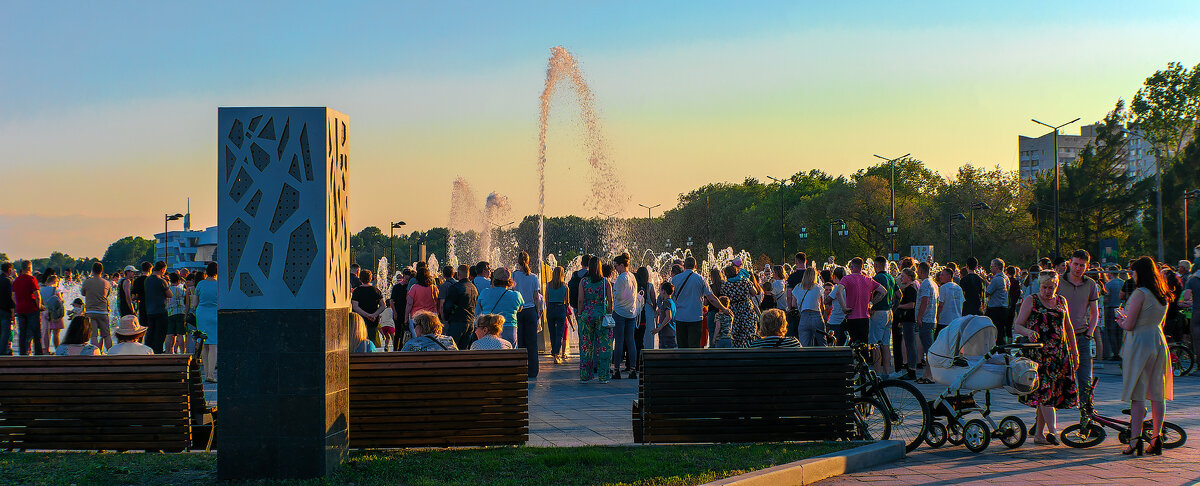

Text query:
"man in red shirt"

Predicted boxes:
[[12, 260, 43, 355], [840, 257, 887, 344]]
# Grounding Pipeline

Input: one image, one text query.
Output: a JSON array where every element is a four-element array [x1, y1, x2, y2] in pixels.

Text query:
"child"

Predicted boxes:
[[652, 281, 677, 349], [379, 304, 396, 352], [711, 296, 734, 348], [164, 273, 188, 354], [68, 298, 85, 320]]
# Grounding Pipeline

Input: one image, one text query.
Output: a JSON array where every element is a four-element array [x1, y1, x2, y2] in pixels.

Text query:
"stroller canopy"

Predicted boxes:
[[928, 315, 997, 369]]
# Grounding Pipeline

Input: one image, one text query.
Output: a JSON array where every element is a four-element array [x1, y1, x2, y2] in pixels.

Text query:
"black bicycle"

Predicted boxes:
[[847, 343, 931, 452], [1061, 377, 1187, 450]]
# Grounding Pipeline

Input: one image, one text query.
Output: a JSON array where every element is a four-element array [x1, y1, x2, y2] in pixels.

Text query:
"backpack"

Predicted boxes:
[[568, 270, 585, 310]]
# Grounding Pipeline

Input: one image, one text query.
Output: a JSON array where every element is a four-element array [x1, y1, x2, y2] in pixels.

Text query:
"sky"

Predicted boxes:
[[3, 1, 1200, 260]]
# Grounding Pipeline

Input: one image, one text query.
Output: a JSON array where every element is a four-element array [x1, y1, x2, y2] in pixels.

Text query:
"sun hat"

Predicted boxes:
[[124, 265, 137, 272], [114, 315, 148, 337]]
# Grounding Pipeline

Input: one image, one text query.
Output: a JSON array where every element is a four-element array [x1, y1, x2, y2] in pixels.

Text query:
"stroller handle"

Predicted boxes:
[[992, 343, 1042, 353]]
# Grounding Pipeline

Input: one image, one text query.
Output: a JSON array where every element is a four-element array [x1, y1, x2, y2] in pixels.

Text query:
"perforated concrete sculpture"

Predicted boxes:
[[216, 107, 349, 480]]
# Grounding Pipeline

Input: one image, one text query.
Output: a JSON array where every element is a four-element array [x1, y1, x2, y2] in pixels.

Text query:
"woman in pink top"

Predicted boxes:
[[406, 266, 440, 336]]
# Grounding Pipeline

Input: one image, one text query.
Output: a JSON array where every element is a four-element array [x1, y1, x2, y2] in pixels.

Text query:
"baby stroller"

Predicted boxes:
[[923, 315, 1042, 452]]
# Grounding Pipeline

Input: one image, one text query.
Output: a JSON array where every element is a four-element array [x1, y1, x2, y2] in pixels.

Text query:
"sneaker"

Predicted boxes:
[[901, 369, 916, 381], [612, 369, 623, 379]]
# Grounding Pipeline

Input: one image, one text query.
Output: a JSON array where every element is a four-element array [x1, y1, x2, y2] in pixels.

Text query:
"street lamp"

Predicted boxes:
[[874, 153, 910, 259], [1122, 129, 1166, 261], [766, 175, 789, 264], [798, 226, 809, 251], [390, 221, 405, 275], [637, 203, 661, 220], [163, 213, 184, 272], [1184, 189, 1200, 258], [829, 219, 847, 260], [968, 202, 990, 258], [949, 213, 966, 263], [1031, 117, 1080, 259]]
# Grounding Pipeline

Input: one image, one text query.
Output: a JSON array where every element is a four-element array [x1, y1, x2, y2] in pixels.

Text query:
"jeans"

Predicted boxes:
[[547, 303, 567, 356], [786, 308, 801, 338], [1074, 332, 1095, 410], [676, 320, 704, 348], [145, 312, 169, 354], [634, 324, 647, 366], [987, 307, 1011, 345], [902, 321, 918, 369], [797, 310, 827, 347], [1104, 307, 1124, 359], [1191, 309, 1200, 359], [17, 312, 42, 355], [501, 326, 517, 346], [0, 309, 12, 355], [844, 318, 870, 345], [517, 307, 539, 377], [611, 313, 637, 371], [446, 320, 471, 350], [705, 310, 719, 346]]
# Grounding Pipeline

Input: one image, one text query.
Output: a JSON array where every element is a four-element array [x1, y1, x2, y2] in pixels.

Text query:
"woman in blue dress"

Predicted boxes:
[[193, 262, 220, 382]]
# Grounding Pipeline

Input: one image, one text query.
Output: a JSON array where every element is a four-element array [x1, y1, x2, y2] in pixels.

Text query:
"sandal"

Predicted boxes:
[[915, 377, 934, 384]]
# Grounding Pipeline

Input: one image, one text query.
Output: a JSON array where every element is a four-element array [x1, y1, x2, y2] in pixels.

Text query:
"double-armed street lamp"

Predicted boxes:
[[1031, 117, 1080, 259], [637, 203, 661, 220], [829, 219, 848, 260], [1184, 189, 1200, 257], [798, 226, 809, 251], [873, 153, 910, 259], [949, 213, 966, 263], [164, 213, 184, 271], [968, 202, 990, 258]]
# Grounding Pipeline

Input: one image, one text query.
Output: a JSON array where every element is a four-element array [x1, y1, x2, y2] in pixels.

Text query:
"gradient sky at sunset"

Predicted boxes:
[[3, 1, 1199, 260]]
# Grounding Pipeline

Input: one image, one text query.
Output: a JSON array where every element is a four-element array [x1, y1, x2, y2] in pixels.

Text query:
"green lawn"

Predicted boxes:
[[0, 443, 852, 485]]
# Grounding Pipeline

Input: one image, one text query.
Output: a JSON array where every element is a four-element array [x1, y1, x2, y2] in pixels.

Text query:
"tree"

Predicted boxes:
[[1130, 61, 1200, 155], [101, 237, 157, 272]]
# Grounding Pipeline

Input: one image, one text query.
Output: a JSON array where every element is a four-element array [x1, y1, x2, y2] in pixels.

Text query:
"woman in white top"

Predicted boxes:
[[825, 266, 848, 346], [771, 265, 788, 310], [511, 252, 543, 379], [791, 267, 827, 346]]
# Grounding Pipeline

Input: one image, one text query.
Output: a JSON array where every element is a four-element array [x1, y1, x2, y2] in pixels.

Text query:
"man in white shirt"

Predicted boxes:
[[669, 257, 732, 348], [611, 254, 639, 379], [915, 262, 939, 383], [108, 315, 154, 356], [936, 268, 965, 336]]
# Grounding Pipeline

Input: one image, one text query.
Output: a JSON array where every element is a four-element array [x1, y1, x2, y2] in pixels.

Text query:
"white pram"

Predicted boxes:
[[923, 315, 1042, 452]]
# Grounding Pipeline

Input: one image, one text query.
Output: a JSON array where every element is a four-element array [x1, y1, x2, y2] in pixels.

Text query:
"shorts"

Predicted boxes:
[[166, 314, 188, 335], [88, 313, 111, 341], [380, 326, 396, 337], [868, 310, 892, 345], [711, 337, 733, 349], [843, 318, 870, 345]]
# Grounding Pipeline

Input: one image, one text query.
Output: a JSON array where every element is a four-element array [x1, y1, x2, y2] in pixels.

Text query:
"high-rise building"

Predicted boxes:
[[1018, 124, 1097, 180]]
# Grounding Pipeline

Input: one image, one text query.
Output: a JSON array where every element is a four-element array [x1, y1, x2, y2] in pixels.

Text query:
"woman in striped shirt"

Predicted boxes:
[[750, 308, 802, 348]]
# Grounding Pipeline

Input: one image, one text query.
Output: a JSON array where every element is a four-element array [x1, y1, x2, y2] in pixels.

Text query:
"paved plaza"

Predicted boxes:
[[203, 354, 1199, 484]]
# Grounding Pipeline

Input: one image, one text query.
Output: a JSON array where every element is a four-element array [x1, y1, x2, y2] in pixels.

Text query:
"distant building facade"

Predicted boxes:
[[154, 225, 218, 271], [1018, 124, 1097, 180]]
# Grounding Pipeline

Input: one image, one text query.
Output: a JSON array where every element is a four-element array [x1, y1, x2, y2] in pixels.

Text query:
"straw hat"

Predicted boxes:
[[114, 315, 148, 337]]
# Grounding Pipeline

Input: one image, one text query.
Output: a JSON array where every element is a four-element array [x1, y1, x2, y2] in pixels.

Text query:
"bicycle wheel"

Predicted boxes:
[[870, 379, 931, 452], [1157, 421, 1187, 449], [1169, 344, 1195, 377], [853, 397, 891, 441], [1060, 423, 1106, 448]]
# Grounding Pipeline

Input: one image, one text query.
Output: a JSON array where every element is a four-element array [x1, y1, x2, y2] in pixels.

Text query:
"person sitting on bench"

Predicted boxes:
[[400, 311, 459, 352], [470, 313, 513, 350], [55, 315, 102, 356], [749, 309, 802, 348], [109, 315, 153, 355]]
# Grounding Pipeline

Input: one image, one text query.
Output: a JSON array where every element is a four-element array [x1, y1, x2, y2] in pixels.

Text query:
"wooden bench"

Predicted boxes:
[[348, 350, 528, 448], [633, 348, 856, 444], [0, 355, 205, 452]]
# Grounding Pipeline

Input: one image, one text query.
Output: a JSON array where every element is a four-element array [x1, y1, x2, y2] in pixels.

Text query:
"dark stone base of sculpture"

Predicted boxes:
[[216, 308, 349, 480]]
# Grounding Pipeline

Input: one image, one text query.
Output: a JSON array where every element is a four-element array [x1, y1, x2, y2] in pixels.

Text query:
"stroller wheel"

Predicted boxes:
[[998, 416, 1027, 449], [963, 419, 991, 452], [925, 421, 948, 448], [947, 422, 965, 446]]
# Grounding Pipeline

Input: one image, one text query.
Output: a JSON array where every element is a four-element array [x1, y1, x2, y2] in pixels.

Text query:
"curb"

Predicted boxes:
[[702, 440, 906, 486]]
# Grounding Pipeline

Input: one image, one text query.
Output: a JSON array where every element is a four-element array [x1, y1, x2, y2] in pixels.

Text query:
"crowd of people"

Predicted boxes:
[[0, 260, 219, 382], [345, 243, 1197, 453]]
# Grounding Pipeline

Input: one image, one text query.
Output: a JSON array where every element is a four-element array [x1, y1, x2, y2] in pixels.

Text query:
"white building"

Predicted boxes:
[[154, 225, 218, 271]]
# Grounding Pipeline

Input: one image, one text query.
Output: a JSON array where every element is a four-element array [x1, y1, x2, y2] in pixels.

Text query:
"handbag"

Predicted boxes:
[[602, 314, 616, 328]]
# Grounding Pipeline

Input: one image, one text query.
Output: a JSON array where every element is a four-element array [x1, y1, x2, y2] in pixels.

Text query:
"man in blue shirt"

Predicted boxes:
[[669, 257, 731, 348]]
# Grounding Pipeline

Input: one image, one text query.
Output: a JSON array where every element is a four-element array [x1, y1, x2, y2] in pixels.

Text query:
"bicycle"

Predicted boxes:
[[1169, 341, 1195, 377], [846, 342, 931, 452], [1060, 377, 1187, 450]]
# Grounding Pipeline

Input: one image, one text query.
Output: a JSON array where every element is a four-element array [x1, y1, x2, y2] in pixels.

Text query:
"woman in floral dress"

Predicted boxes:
[[720, 265, 762, 348], [577, 256, 614, 383], [1013, 270, 1079, 445]]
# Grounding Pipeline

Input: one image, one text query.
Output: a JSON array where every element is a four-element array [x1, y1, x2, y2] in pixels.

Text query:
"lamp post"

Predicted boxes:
[[1185, 189, 1200, 258], [949, 213, 966, 263], [829, 219, 847, 260], [968, 202, 990, 258], [766, 175, 789, 264], [1032, 117, 1080, 259], [798, 226, 809, 252], [164, 213, 184, 272], [390, 221, 405, 275], [874, 153, 910, 259], [637, 203, 661, 220], [1122, 129, 1166, 261]]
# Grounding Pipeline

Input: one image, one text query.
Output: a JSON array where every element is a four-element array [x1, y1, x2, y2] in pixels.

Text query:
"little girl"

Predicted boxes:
[[652, 281, 677, 349], [711, 296, 734, 348]]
